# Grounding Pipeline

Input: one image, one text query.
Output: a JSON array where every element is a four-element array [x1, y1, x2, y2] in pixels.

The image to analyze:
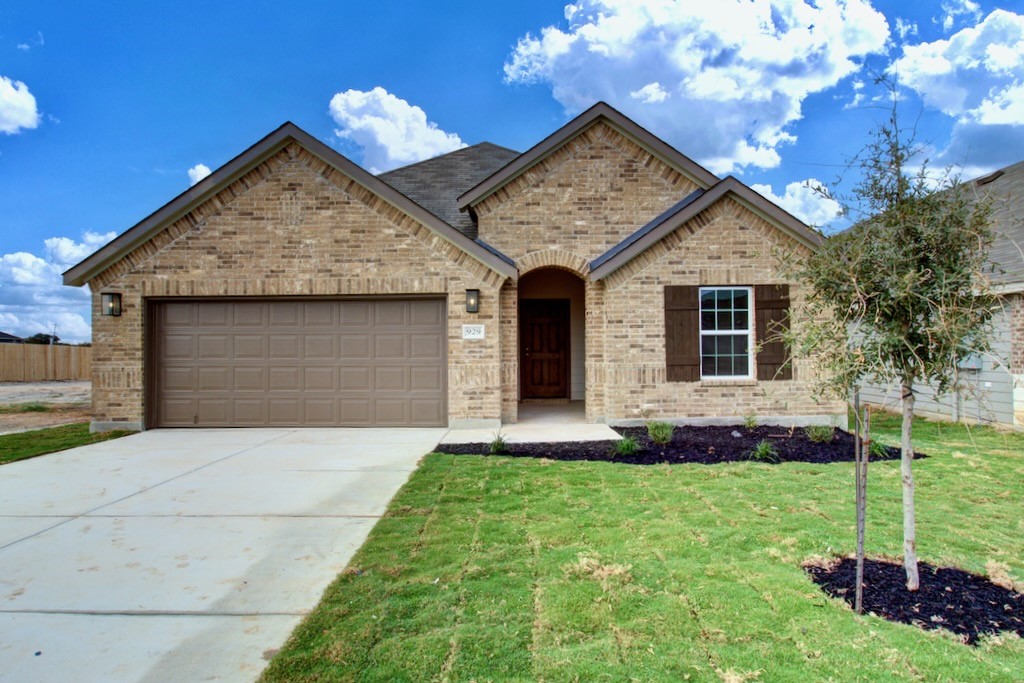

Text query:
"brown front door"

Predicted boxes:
[[520, 299, 569, 399]]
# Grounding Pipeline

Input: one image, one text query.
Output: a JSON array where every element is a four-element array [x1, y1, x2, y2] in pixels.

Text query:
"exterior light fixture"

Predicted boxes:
[[101, 293, 122, 317], [465, 289, 480, 313]]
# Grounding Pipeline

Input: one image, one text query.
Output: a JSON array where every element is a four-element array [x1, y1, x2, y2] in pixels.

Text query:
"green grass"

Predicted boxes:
[[0, 401, 52, 414], [0, 423, 131, 465], [263, 412, 1024, 682]]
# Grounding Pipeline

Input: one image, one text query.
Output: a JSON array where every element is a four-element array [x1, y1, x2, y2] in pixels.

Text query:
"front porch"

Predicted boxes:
[[440, 400, 619, 445]]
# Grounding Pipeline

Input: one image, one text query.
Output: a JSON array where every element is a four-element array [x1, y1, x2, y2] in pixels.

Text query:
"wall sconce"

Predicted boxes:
[[101, 293, 122, 317], [465, 289, 480, 313]]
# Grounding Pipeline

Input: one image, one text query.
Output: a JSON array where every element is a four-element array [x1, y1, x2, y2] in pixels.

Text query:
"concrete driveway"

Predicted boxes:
[[0, 427, 445, 682]]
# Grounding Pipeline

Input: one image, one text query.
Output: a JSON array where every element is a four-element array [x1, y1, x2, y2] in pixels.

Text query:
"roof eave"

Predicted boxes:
[[456, 102, 720, 212], [589, 177, 823, 281], [64, 124, 518, 288]]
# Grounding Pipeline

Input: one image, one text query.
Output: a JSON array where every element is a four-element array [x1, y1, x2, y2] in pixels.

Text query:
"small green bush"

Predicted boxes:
[[747, 439, 779, 463], [646, 420, 674, 445], [612, 436, 639, 457], [867, 440, 890, 459], [805, 425, 835, 443], [743, 413, 758, 429], [489, 431, 509, 455], [0, 402, 51, 414]]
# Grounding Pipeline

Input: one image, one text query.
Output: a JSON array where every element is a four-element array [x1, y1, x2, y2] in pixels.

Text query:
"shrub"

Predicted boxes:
[[747, 439, 779, 463], [805, 425, 835, 443], [612, 436, 639, 457], [488, 431, 508, 455], [867, 439, 890, 459], [646, 420, 674, 445], [743, 412, 759, 429]]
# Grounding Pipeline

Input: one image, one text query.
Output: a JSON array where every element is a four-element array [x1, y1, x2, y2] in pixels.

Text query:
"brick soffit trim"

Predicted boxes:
[[62, 122, 519, 287]]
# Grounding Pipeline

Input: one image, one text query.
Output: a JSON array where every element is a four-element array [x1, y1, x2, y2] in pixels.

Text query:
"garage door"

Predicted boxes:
[[150, 299, 446, 427]]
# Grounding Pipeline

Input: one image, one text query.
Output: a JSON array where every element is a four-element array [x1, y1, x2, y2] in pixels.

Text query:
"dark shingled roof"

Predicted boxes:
[[0, 331, 23, 343], [379, 143, 521, 239], [974, 160, 1024, 287]]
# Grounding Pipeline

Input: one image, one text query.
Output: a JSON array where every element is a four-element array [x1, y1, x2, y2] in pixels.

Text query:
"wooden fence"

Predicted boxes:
[[0, 344, 91, 381]]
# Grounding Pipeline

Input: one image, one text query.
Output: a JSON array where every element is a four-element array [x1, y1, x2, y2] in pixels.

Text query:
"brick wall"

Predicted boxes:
[[90, 143, 504, 429], [477, 122, 844, 425]]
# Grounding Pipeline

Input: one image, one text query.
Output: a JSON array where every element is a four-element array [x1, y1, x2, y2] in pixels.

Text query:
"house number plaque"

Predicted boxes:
[[462, 324, 485, 340]]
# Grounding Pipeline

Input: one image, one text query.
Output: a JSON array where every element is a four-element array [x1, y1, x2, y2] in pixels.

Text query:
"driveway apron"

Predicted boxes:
[[0, 427, 444, 682]]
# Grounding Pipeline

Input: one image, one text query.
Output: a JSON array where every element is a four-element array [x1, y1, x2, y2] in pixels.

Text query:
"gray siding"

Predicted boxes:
[[858, 305, 1015, 425]]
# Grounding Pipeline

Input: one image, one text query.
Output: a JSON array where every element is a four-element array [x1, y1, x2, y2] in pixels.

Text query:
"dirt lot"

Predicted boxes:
[[0, 381, 91, 435]]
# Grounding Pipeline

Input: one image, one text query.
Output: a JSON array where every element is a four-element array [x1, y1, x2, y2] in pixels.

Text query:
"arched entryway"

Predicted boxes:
[[517, 267, 586, 419]]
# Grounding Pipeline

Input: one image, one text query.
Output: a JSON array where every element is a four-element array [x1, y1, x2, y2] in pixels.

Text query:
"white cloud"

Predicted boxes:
[[939, 0, 981, 32], [16, 44, 29, 52], [895, 17, 918, 40], [503, 0, 890, 174], [328, 87, 466, 173], [630, 82, 668, 104], [0, 75, 40, 134], [751, 178, 841, 228], [0, 231, 115, 344], [892, 9, 1024, 171], [187, 163, 212, 186]]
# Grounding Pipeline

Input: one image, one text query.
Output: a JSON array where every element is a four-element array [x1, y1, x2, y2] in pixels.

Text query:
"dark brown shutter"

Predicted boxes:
[[665, 286, 700, 382], [755, 284, 792, 381]]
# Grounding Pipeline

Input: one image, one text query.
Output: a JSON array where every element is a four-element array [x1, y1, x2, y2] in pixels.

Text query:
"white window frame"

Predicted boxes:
[[698, 286, 754, 381]]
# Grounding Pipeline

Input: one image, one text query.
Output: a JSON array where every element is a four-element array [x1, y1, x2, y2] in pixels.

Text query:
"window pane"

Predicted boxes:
[[733, 290, 749, 310], [716, 289, 731, 306], [700, 291, 716, 310], [734, 355, 748, 376], [701, 311, 715, 330], [733, 311, 747, 330], [701, 354, 715, 376], [735, 335, 748, 355], [717, 311, 732, 330]]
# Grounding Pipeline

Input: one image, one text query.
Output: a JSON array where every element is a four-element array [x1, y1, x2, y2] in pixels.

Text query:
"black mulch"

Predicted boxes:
[[436, 425, 912, 465], [806, 557, 1024, 645]]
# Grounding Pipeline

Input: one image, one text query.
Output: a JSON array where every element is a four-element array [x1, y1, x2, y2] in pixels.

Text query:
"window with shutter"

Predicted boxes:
[[666, 284, 793, 382]]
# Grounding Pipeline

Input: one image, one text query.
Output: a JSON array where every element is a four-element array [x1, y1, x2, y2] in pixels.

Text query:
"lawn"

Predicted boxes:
[[263, 412, 1024, 682], [0, 423, 131, 465]]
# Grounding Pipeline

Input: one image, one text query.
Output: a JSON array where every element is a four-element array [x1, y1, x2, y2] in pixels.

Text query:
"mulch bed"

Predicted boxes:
[[806, 557, 1024, 645], [436, 425, 910, 465]]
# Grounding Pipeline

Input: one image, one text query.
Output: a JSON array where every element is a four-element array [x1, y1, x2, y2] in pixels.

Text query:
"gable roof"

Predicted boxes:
[[457, 101, 721, 212], [973, 159, 1024, 287], [589, 177, 824, 281], [0, 331, 23, 343], [379, 143, 521, 239], [63, 123, 519, 287]]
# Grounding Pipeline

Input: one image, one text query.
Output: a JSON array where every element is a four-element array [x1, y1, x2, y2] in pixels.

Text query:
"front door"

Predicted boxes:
[[520, 299, 569, 399]]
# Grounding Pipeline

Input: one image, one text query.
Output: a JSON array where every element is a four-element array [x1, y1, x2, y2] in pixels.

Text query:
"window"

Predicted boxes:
[[664, 284, 790, 383], [699, 287, 752, 379]]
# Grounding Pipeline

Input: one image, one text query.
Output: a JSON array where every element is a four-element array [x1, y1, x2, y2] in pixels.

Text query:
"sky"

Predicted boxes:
[[2, 0, 1023, 343]]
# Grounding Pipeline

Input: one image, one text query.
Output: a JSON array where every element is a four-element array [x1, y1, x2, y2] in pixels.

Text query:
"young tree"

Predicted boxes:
[[784, 88, 996, 590]]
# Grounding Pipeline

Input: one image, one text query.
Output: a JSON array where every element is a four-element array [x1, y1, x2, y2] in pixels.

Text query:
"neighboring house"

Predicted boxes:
[[63, 102, 846, 432], [0, 331, 24, 344], [858, 160, 1024, 428]]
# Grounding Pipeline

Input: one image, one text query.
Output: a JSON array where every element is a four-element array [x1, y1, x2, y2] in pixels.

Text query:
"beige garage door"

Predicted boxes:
[[151, 299, 446, 427]]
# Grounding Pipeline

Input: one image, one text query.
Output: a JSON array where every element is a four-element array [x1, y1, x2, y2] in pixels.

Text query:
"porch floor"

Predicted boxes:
[[440, 401, 621, 444]]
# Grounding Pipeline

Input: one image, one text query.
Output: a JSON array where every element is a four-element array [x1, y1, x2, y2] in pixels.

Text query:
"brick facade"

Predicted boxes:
[[85, 118, 846, 431], [90, 143, 503, 429]]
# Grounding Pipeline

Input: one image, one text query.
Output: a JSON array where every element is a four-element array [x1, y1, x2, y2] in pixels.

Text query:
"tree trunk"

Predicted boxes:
[[901, 382, 919, 591]]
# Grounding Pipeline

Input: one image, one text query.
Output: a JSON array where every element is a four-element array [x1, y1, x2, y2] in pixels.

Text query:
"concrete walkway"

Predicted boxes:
[[441, 402, 621, 444], [0, 427, 444, 682]]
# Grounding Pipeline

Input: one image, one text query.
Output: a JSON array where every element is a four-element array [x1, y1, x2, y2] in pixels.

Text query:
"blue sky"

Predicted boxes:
[[2, 0, 1023, 342]]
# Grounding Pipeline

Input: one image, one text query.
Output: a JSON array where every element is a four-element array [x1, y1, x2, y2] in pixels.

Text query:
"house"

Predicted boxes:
[[63, 102, 846, 432], [859, 161, 1024, 428], [0, 331, 23, 344]]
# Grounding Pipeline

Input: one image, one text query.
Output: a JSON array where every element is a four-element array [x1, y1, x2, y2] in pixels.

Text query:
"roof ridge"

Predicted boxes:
[[379, 142, 521, 177]]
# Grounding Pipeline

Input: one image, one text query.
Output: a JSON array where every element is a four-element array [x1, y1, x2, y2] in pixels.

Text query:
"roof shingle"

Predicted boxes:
[[378, 143, 521, 239]]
